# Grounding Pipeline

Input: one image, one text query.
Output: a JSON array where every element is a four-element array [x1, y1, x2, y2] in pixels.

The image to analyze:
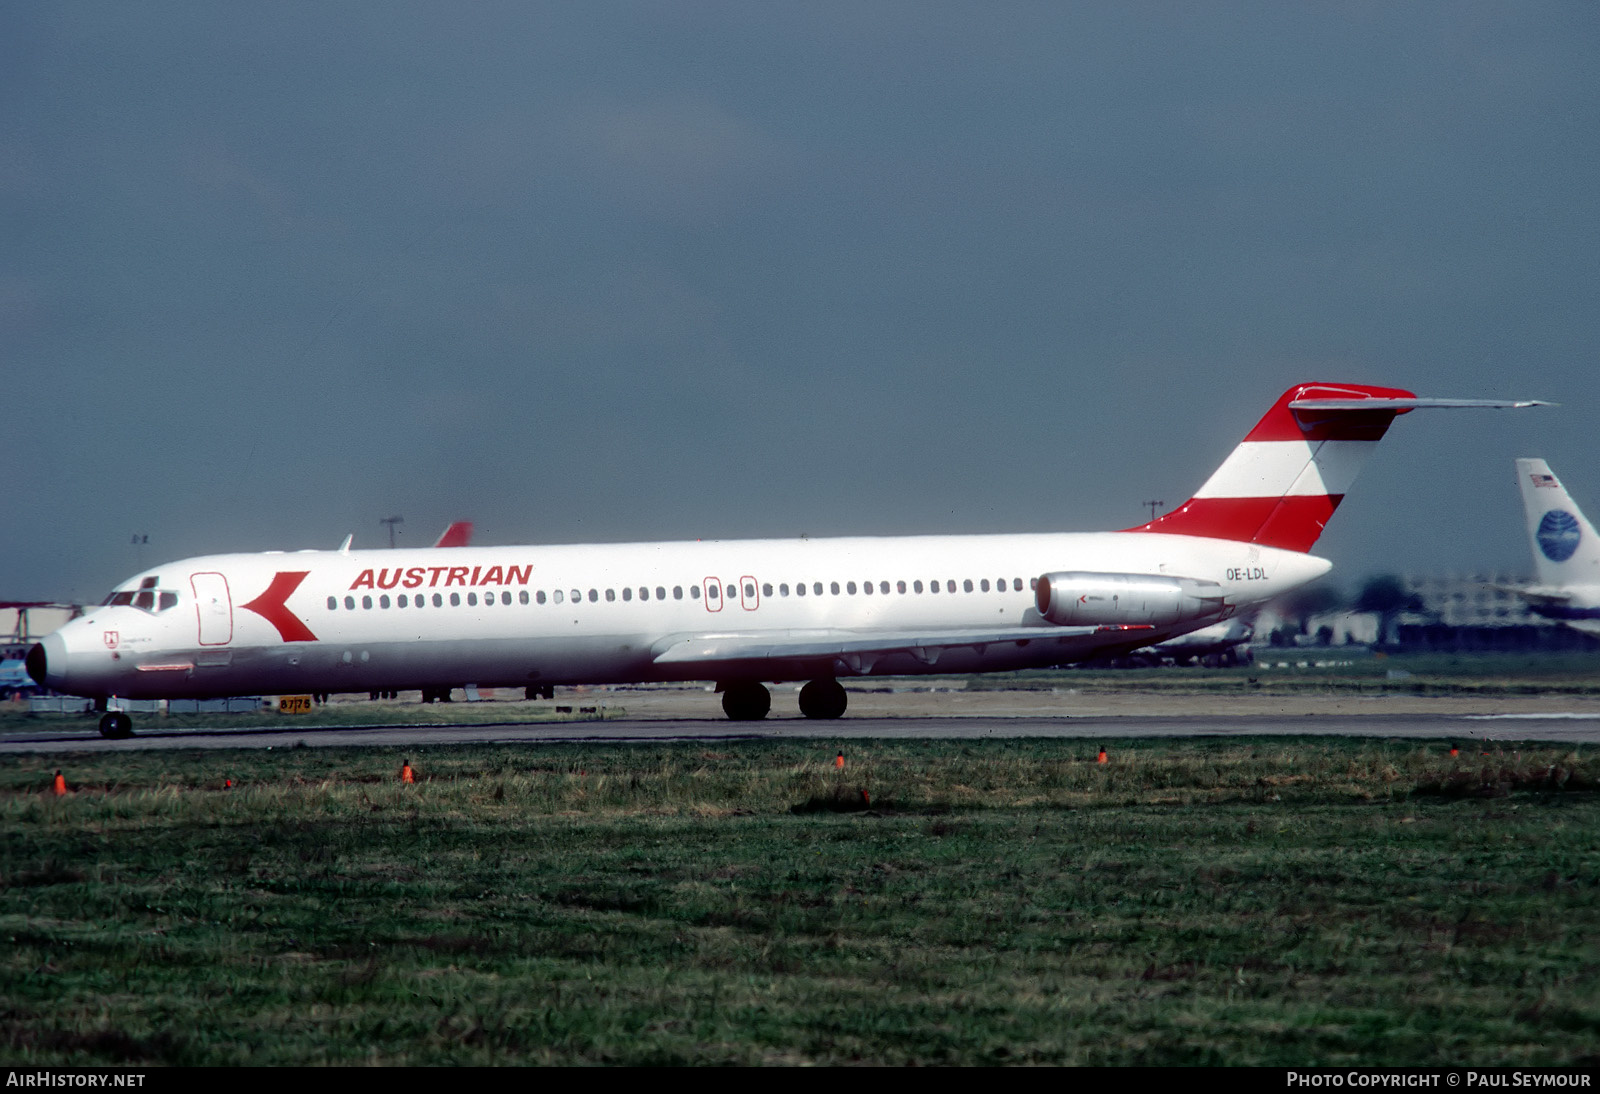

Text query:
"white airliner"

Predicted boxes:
[[29, 383, 1541, 737], [1508, 458, 1600, 636]]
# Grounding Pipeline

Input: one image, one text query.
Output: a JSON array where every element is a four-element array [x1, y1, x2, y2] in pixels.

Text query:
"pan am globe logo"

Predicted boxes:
[[1537, 510, 1582, 562]]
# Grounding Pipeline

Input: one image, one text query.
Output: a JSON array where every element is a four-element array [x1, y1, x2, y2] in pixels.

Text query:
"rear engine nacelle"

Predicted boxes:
[[1035, 571, 1228, 627]]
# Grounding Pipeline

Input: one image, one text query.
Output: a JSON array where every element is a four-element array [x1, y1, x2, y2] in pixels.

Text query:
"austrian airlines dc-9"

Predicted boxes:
[[30, 383, 1542, 737]]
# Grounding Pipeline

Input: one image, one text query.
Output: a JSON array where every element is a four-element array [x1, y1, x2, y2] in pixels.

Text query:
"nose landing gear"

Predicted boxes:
[[98, 711, 134, 739]]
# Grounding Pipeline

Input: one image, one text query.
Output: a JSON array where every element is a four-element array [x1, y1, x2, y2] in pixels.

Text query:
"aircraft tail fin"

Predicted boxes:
[[1126, 383, 1547, 553], [433, 522, 474, 548], [1514, 459, 1600, 588]]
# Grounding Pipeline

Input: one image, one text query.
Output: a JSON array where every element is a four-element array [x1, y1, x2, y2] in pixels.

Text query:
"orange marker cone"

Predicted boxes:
[[860, 789, 870, 806], [400, 761, 415, 785], [1449, 745, 1458, 758], [835, 752, 845, 769], [52, 770, 66, 796], [1097, 749, 1108, 764], [224, 777, 233, 790]]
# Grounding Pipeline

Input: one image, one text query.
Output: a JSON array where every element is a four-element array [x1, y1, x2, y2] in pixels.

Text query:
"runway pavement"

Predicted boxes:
[[5, 705, 1600, 752]]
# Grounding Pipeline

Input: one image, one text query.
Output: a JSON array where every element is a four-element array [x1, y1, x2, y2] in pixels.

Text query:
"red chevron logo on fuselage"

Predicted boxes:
[[241, 571, 318, 642]]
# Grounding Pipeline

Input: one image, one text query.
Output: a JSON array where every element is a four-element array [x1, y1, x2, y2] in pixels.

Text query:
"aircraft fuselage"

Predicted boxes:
[[32, 531, 1327, 701]]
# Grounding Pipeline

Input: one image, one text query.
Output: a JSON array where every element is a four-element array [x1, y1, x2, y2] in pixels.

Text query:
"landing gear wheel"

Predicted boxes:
[[98, 711, 133, 739], [798, 679, 848, 720], [721, 681, 771, 721]]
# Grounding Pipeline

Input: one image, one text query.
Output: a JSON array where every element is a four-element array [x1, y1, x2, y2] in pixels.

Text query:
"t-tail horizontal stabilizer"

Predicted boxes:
[[1127, 383, 1548, 553]]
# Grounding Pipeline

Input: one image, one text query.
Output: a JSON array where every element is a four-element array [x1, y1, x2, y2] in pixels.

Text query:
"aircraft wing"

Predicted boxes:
[[1490, 583, 1576, 606], [651, 624, 1145, 668]]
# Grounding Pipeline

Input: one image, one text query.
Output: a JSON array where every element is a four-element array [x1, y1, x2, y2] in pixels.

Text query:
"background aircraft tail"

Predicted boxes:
[[1514, 459, 1600, 589], [433, 521, 474, 548]]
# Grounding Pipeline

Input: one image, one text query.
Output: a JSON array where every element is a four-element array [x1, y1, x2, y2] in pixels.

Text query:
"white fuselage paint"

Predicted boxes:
[[40, 531, 1330, 700]]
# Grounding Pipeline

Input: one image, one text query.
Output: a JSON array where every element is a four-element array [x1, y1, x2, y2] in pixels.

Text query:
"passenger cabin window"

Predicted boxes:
[[327, 597, 337, 610]]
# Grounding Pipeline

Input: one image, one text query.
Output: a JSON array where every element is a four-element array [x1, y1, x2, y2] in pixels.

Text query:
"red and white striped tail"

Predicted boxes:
[[1125, 383, 1418, 552]]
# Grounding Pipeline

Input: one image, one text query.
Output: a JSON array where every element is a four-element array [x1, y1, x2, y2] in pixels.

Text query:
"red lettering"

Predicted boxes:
[[350, 569, 375, 590], [403, 567, 424, 589], [507, 564, 531, 585], [376, 568, 401, 590], [428, 566, 448, 587], [480, 565, 505, 586], [469, 565, 482, 586], [446, 566, 470, 587]]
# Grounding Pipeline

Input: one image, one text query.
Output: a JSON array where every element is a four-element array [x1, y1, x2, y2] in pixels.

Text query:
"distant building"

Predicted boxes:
[[1392, 573, 1591, 651], [1256, 574, 1597, 653], [1, 603, 82, 662]]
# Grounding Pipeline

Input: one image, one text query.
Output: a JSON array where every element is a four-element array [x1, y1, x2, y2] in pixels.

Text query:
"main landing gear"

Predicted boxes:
[[718, 679, 850, 721], [721, 681, 772, 721], [798, 679, 848, 720]]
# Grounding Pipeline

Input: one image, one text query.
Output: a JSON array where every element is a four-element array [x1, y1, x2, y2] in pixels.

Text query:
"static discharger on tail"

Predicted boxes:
[[1506, 459, 1600, 636], [27, 384, 1545, 737]]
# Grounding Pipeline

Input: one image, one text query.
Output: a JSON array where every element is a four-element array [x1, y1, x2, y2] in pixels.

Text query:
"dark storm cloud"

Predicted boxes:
[[8, 2, 1599, 602]]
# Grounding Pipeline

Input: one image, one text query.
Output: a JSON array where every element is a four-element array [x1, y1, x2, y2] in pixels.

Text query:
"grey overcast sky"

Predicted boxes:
[[6, 2, 1598, 603]]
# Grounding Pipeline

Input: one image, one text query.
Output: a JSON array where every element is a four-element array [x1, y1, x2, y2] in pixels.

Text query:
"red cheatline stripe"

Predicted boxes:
[[240, 572, 319, 643], [1241, 383, 1416, 443], [1125, 495, 1342, 552]]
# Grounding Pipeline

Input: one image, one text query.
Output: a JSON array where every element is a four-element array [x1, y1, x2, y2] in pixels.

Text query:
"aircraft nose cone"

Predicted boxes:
[[26, 634, 64, 688]]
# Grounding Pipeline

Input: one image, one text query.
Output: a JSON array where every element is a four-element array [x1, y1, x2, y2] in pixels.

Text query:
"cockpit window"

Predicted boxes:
[[101, 583, 181, 614]]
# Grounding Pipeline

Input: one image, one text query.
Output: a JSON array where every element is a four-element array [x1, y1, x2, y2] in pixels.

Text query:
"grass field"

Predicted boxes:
[[3, 737, 1598, 1065]]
